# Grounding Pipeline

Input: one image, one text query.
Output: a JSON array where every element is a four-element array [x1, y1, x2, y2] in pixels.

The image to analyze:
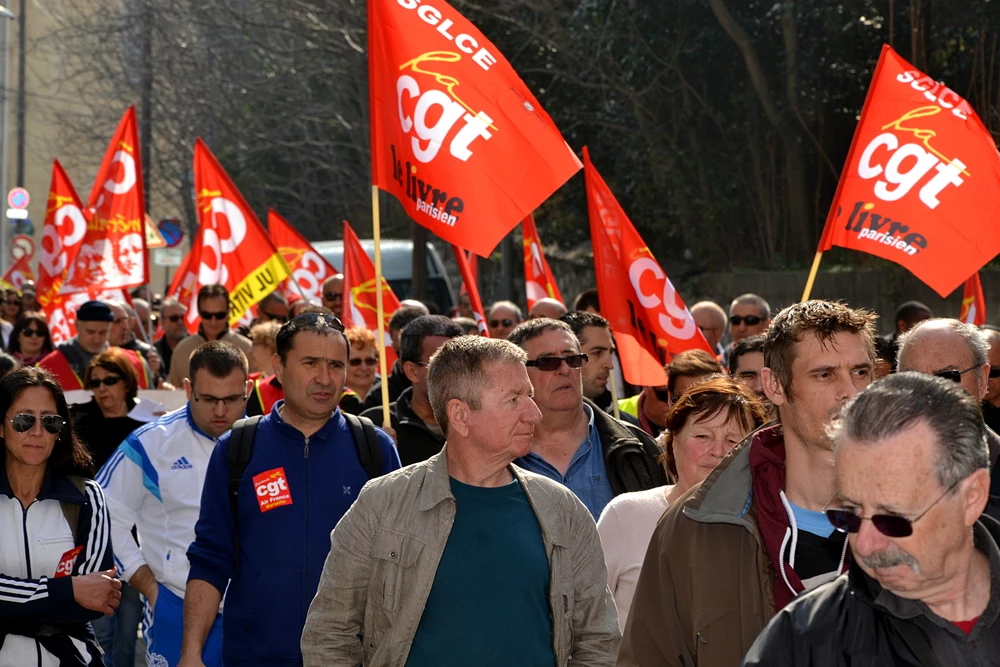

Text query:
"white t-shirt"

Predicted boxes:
[[596, 485, 673, 630]]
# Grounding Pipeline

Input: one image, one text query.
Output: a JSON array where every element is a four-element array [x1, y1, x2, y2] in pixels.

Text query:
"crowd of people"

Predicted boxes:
[[1, 276, 998, 667]]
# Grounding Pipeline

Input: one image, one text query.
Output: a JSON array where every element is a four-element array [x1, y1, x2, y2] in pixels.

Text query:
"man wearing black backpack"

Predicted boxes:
[[180, 313, 401, 667]]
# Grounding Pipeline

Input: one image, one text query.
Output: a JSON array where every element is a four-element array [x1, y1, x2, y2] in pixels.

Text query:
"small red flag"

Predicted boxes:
[[341, 221, 402, 363], [452, 244, 489, 335], [960, 273, 986, 326], [522, 214, 563, 309], [2, 254, 34, 292]]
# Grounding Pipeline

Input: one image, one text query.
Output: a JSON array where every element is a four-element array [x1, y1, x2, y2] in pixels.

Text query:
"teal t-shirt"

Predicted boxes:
[[404, 477, 556, 667]]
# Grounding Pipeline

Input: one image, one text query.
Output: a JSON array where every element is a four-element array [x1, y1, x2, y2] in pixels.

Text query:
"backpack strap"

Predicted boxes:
[[343, 413, 383, 480], [226, 416, 262, 574], [60, 476, 87, 546]]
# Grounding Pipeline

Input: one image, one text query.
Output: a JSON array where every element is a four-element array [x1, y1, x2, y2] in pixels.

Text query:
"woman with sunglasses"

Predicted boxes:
[[342, 327, 378, 415], [8, 313, 54, 365], [72, 349, 145, 472], [0, 366, 121, 666], [597, 376, 767, 631]]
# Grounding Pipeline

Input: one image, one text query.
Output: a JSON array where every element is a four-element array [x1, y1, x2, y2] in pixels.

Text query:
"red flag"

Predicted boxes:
[[63, 106, 148, 294], [2, 254, 34, 292], [367, 0, 581, 257], [268, 209, 339, 303], [452, 244, 488, 335], [341, 221, 401, 362], [818, 45, 1000, 297], [584, 148, 712, 386], [960, 273, 986, 326], [193, 139, 290, 328], [522, 214, 563, 309], [458, 250, 477, 297]]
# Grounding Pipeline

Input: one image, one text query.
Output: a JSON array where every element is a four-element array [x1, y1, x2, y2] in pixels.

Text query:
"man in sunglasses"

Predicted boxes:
[[97, 342, 253, 667], [621, 300, 876, 667], [742, 372, 1000, 666], [728, 293, 771, 344], [168, 285, 253, 387], [509, 318, 665, 520], [320, 274, 344, 317], [361, 315, 464, 465], [486, 300, 523, 340], [254, 292, 289, 326], [155, 297, 190, 379], [896, 318, 1000, 505]]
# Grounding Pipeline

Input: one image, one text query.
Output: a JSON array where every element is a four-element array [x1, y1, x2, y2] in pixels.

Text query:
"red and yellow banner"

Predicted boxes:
[[584, 147, 712, 386], [2, 254, 34, 292], [960, 273, 986, 326], [452, 244, 488, 335], [341, 221, 401, 363], [367, 0, 580, 257], [818, 45, 1000, 297], [522, 214, 563, 309], [268, 209, 339, 303]]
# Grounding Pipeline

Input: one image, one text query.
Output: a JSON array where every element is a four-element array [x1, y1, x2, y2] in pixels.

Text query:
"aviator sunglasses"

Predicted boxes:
[[525, 354, 589, 372], [9, 413, 66, 434], [729, 315, 763, 327], [825, 479, 960, 538]]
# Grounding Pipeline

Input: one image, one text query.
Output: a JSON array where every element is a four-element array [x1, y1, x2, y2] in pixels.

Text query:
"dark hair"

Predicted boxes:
[[197, 284, 230, 310], [389, 306, 429, 334], [508, 317, 576, 349], [400, 316, 464, 364], [729, 334, 766, 375], [0, 352, 17, 378], [298, 304, 335, 317], [258, 292, 288, 308], [84, 348, 140, 403], [560, 311, 609, 338], [189, 341, 249, 382], [573, 288, 600, 313], [764, 300, 876, 400], [659, 376, 767, 478], [451, 317, 479, 335], [894, 300, 932, 329], [0, 367, 93, 476], [275, 313, 349, 363], [874, 335, 896, 364], [667, 350, 724, 395], [8, 312, 54, 358]]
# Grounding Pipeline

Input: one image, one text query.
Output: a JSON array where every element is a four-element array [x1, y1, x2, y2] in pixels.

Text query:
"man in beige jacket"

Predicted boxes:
[[301, 335, 620, 666]]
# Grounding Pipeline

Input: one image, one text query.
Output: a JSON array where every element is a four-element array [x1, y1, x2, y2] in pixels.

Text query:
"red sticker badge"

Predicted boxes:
[[252, 468, 293, 512], [55, 546, 83, 577]]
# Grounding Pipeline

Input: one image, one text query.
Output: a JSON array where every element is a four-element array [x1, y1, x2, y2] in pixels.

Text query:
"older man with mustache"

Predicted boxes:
[[741, 372, 1000, 666]]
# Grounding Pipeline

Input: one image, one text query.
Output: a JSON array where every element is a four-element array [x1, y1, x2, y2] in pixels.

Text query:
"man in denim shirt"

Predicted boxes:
[[510, 319, 665, 520]]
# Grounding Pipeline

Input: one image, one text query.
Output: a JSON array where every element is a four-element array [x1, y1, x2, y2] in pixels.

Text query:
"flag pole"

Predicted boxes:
[[608, 371, 622, 420], [371, 185, 391, 430], [801, 251, 824, 302]]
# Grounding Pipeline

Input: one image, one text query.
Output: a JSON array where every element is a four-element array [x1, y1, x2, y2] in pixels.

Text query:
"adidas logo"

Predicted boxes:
[[171, 457, 193, 470]]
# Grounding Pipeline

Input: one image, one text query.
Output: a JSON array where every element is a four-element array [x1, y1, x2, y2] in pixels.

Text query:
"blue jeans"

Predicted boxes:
[[93, 581, 142, 667]]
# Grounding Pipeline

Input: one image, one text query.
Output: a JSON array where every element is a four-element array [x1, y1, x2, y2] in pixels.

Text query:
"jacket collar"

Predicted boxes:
[[183, 403, 215, 441], [586, 397, 636, 453], [0, 461, 87, 505], [268, 399, 343, 442]]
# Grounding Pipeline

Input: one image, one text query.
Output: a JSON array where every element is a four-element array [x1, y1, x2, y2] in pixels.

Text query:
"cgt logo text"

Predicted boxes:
[[390, 144, 465, 227], [252, 467, 293, 513], [842, 200, 928, 257]]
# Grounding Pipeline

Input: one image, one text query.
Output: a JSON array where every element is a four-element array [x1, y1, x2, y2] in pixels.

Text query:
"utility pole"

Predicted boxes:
[[139, 0, 153, 210], [14, 0, 22, 187]]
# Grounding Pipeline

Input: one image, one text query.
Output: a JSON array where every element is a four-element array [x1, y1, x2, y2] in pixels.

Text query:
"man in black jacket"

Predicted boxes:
[[362, 305, 429, 412], [508, 318, 665, 520], [361, 315, 463, 465], [742, 372, 1000, 666]]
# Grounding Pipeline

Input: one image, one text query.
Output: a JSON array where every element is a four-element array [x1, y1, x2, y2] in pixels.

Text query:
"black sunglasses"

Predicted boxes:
[[87, 376, 123, 389], [288, 312, 345, 332], [825, 479, 960, 538], [323, 291, 343, 302], [991, 368, 1000, 380], [525, 354, 588, 371], [349, 357, 378, 367], [165, 314, 185, 323], [9, 413, 66, 434], [933, 364, 981, 383], [490, 318, 515, 329], [20, 328, 44, 338], [653, 387, 672, 403], [729, 315, 763, 326], [261, 311, 287, 323], [199, 310, 229, 321]]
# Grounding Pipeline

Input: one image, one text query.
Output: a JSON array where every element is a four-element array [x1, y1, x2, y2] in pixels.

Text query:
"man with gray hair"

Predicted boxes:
[[155, 297, 189, 380], [486, 299, 523, 339], [896, 318, 1000, 502], [741, 372, 1000, 665], [729, 293, 771, 345], [690, 300, 727, 355], [301, 335, 620, 666]]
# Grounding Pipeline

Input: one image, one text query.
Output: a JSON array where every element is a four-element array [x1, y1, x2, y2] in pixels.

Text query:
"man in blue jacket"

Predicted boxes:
[[178, 312, 401, 667]]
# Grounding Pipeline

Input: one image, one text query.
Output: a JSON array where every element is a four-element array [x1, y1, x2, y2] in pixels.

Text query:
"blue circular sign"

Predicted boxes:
[[157, 218, 184, 248]]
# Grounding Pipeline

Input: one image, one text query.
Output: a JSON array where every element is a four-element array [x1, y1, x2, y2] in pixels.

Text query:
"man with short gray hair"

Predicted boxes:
[[301, 335, 621, 666], [487, 300, 523, 339], [742, 372, 1000, 666]]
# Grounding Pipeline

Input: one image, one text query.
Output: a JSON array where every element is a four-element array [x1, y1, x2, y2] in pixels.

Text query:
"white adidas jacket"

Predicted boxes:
[[96, 404, 217, 598]]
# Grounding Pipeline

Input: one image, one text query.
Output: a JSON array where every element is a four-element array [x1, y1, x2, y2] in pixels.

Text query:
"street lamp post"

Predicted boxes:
[[0, 6, 15, 276]]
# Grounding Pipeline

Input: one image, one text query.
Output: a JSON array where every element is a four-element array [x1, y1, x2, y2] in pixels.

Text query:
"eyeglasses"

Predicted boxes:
[[729, 315, 763, 327], [991, 368, 1000, 380], [653, 387, 672, 403], [349, 357, 378, 367], [490, 318, 516, 329], [525, 354, 588, 371], [199, 311, 229, 321], [323, 292, 342, 302], [9, 413, 66, 434], [261, 311, 287, 323], [933, 364, 981, 383], [191, 389, 248, 408], [165, 314, 185, 323], [20, 328, 43, 338], [825, 479, 960, 538], [87, 376, 122, 389]]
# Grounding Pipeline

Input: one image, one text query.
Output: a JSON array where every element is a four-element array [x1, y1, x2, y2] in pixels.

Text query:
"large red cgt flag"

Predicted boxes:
[[584, 148, 712, 386], [818, 45, 1000, 297], [960, 272, 986, 326], [368, 0, 581, 257], [341, 221, 401, 361], [268, 209, 339, 303], [522, 214, 563, 309], [452, 244, 488, 335], [63, 106, 148, 295], [1, 254, 34, 291], [193, 139, 290, 328]]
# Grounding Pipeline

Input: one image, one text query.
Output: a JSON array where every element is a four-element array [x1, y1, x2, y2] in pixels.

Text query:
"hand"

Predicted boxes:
[[176, 655, 206, 667], [72, 567, 122, 616]]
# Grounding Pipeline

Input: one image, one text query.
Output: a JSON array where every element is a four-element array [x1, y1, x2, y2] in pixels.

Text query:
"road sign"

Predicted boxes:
[[10, 234, 34, 260], [153, 247, 183, 267], [7, 188, 28, 210], [145, 214, 167, 249], [157, 218, 184, 248], [5, 208, 27, 220]]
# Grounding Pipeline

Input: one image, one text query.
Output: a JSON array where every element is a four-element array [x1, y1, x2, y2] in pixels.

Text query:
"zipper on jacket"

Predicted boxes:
[[304, 435, 311, 619], [22, 502, 43, 667]]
